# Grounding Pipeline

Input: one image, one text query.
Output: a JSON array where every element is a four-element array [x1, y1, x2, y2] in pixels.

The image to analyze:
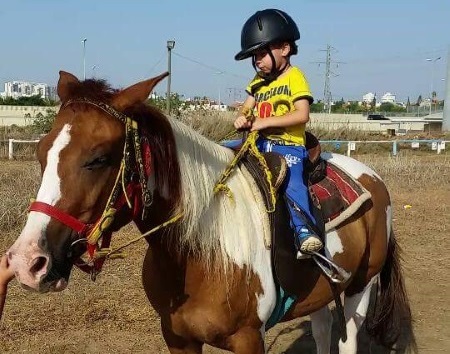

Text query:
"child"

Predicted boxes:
[[0, 254, 15, 321], [234, 8, 323, 256]]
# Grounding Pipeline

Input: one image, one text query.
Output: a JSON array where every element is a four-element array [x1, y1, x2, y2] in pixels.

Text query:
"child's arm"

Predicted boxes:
[[0, 254, 15, 321], [234, 95, 256, 130], [251, 98, 310, 131]]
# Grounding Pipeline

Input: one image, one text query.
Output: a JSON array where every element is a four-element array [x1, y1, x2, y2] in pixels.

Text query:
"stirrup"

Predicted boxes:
[[311, 251, 352, 284]]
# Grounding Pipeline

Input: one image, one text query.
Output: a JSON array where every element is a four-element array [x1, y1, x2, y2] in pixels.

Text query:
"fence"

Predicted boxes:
[[320, 139, 448, 156], [2, 139, 40, 160], [2, 138, 449, 160]]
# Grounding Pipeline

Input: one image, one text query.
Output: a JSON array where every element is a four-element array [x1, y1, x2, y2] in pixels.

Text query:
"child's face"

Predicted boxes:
[[253, 43, 291, 73]]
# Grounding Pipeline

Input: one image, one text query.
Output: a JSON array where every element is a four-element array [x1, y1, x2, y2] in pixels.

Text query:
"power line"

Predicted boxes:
[[311, 44, 345, 113], [343, 47, 447, 65], [147, 52, 165, 74], [172, 51, 249, 80], [226, 87, 245, 102]]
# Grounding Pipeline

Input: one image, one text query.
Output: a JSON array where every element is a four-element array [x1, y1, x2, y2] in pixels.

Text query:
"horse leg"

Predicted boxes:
[[227, 327, 265, 354], [338, 277, 377, 354], [310, 305, 333, 354], [161, 324, 203, 354]]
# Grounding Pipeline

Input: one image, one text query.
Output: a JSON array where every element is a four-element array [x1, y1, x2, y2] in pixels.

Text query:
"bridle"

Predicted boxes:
[[29, 98, 182, 280]]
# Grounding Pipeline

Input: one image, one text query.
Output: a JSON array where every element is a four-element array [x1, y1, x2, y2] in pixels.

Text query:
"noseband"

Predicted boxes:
[[29, 98, 158, 280]]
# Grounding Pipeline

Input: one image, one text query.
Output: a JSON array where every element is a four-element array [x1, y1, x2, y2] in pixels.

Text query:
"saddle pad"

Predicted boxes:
[[309, 161, 372, 231]]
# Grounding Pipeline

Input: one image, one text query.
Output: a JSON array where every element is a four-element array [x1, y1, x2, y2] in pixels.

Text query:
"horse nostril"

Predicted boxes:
[[30, 256, 48, 275]]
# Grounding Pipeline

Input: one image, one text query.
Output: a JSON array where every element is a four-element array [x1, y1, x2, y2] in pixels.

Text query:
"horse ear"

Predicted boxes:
[[57, 71, 80, 103], [112, 72, 169, 111]]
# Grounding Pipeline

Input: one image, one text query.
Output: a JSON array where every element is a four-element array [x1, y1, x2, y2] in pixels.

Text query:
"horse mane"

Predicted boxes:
[[65, 79, 118, 103], [125, 103, 183, 213], [166, 118, 268, 272]]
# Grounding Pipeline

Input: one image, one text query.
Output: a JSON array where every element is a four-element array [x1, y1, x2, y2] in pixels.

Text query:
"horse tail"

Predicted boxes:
[[365, 231, 418, 353]]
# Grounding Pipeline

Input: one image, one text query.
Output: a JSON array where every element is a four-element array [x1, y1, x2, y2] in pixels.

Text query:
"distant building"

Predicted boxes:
[[1, 81, 55, 100], [362, 92, 376, 104], [381, 92, 396, 104], [181, 97, 229, 111]]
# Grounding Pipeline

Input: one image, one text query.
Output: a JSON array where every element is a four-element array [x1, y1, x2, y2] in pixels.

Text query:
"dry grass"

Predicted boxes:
[[0, 161, 40, 234], [177, 111, 235, 142], [3, 112, 448, 160], [357, 153, 450, 188]]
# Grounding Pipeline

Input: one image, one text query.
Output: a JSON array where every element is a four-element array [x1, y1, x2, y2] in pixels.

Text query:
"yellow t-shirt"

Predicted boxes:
[[246, 66, 313, 146]]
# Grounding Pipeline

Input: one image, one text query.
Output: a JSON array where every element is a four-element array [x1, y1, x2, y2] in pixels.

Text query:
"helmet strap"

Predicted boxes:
[[252, 49, 290, 84]]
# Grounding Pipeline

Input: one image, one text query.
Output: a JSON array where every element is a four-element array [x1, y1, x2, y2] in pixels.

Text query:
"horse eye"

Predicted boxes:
[[84, 155, 110, 170]]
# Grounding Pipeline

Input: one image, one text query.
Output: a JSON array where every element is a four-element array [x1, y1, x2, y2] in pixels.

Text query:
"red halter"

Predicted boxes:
[[29, 177, 145, 279]]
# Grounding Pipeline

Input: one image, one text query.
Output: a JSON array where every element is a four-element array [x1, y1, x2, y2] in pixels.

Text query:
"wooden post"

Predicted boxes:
[[8, 139, 14, 160]]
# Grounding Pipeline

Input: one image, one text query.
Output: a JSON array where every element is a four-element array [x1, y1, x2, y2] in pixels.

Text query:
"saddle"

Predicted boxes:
[[238, 131, 371, 296]]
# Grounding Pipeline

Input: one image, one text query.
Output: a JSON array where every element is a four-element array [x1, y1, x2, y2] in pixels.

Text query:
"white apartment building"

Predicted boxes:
[[381, 92, 396, 104], [362, 92, 376, 104], [363, 92, 398, 105], [1, 81, 53, 100]]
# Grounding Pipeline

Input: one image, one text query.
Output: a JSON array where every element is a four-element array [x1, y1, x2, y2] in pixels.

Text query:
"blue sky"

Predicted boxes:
[[1, 0, 449, 103]]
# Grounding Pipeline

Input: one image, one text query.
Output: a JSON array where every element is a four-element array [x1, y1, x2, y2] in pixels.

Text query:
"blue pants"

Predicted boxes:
[[222, 138, 316, 239]]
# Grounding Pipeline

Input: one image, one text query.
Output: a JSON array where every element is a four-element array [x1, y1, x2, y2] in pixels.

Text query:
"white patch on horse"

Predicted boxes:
[[322, 152, 382, 180], [386, 205, 392, 241], [339, 275, 378, 352], [36, 124, 72, 204], [168, 118, 277, 324], [325, 230, 344, 258], [20, 124, 72, 238], [8, 124, 71, 277]]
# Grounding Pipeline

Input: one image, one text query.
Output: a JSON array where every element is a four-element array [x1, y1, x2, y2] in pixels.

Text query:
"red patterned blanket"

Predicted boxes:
[[309, 161, 372, 231]]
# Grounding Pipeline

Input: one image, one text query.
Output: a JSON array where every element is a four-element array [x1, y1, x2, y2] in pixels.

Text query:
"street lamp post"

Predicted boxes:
[[426, 56, 441, 115], [166, 40, 175, 115], [215, 71, 224, 111], [82, 38, 87, 80]]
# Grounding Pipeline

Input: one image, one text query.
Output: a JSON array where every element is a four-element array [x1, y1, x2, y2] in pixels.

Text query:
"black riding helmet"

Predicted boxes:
[[235, 9, 300, 61]]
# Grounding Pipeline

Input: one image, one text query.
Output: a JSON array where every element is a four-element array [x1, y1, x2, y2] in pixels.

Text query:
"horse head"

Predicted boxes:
[[7, 71, 175, 292]]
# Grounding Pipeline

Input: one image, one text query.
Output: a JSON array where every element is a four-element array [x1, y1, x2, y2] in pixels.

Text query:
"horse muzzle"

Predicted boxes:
[[7, 247, 68, 293]]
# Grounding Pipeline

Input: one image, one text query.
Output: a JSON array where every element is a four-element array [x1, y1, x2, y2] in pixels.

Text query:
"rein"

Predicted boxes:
[[214, 110, 277, 213], [29, 98, 182, 280]]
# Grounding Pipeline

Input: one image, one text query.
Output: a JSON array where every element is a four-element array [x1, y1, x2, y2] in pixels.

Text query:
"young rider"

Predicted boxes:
[[233, 9, 323, 256]]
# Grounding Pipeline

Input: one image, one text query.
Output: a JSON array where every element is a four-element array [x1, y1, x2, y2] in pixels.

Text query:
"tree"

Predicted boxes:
[[346, 101, 363, 113], [416, 95, 422, 106], [0, 95, 57, 106], [32, 108, 57, 133], [147, 92, 185, 116], [332, 98, 345, 110], [310, 101, 325, 113], [379, 102, 406, 113]]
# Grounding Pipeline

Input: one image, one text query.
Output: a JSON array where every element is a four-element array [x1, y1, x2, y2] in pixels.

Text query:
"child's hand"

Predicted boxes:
[[234, 115, 252, 130], [0, 255, 15, 289]]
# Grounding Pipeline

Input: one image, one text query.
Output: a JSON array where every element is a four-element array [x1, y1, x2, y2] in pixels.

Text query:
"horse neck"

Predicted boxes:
[[164, 118, 271, 275], [168, 117, 234, 227]]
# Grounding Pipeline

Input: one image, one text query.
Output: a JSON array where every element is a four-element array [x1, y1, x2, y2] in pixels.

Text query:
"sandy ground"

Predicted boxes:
[[0, 155, 448, 353]]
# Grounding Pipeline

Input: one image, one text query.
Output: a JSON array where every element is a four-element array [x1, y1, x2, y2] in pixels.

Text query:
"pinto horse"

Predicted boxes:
[[7, 71, 416, 354]]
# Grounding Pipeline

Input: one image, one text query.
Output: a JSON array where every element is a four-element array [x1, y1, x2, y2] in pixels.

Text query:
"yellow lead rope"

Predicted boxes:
[[214, 130, 277, 213], [92, 212, 184, 261]]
